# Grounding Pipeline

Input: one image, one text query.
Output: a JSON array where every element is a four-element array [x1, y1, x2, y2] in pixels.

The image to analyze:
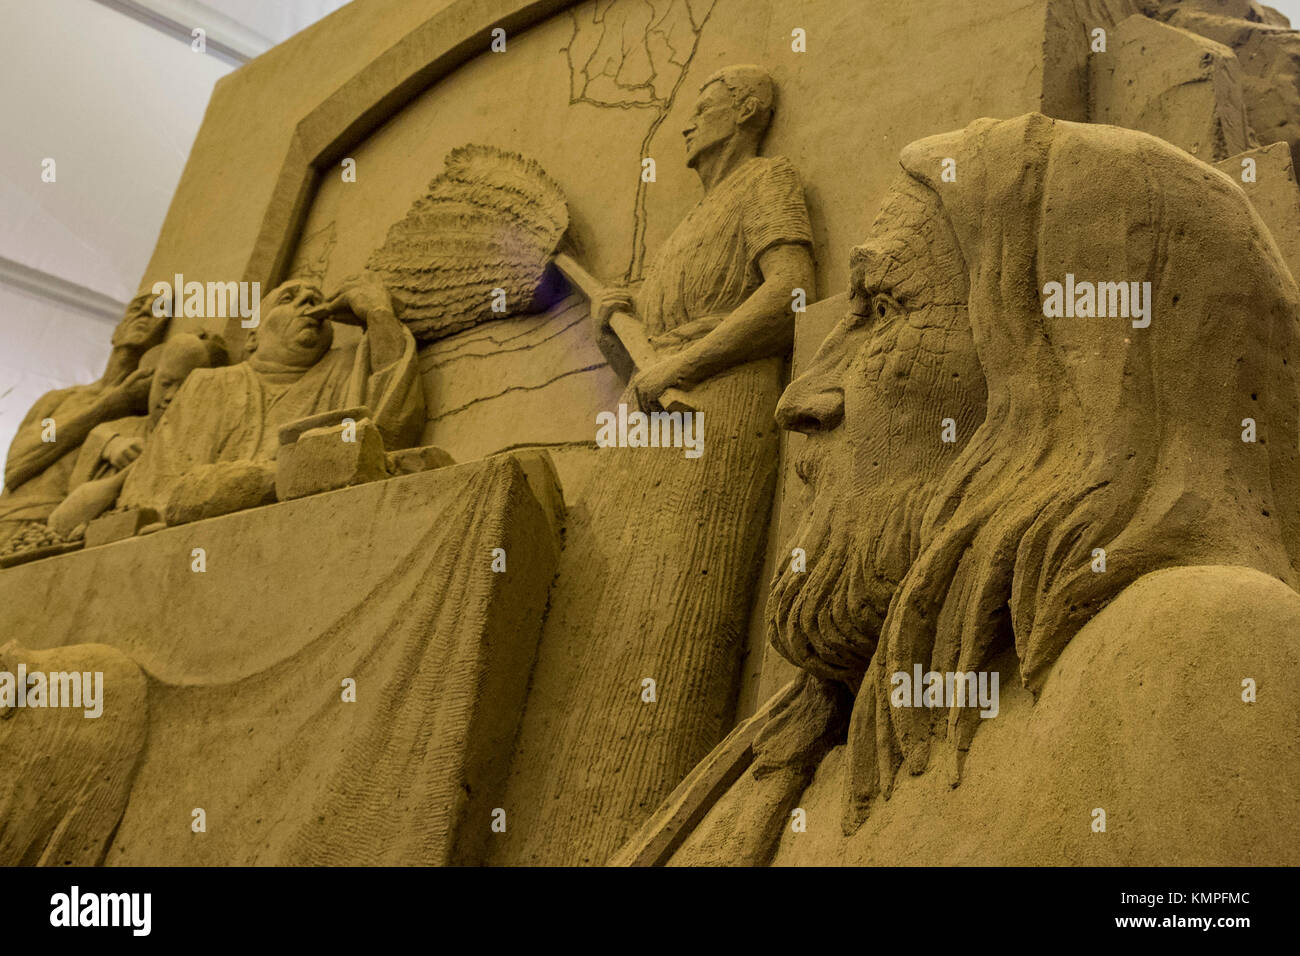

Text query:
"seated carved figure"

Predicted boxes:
[[621, 113, 1300, 866], [0, 290, 166, 547], [117, 275, 424, 520], [46, 332, 230, 537]]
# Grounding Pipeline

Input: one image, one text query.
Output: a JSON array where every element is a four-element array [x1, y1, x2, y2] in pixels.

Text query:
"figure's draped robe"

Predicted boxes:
[[0, 384, 108, 547], [0, 322, 422, 865], [119, 331, 423, 514], [494, 157, 813, 865]]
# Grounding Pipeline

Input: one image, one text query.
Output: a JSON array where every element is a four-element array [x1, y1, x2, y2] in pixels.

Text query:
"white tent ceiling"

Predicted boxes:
[[4, 0, 1300, 476], [0, 0, 349, 474]]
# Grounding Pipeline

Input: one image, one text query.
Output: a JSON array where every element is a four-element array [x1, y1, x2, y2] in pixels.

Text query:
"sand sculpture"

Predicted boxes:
[[487, 64, 815, 866], [115, 275, 424, 523], [620, 113, 1300, 865], [2, 0, 1298, 868], [0, 291, 166, 554], [366, 144, 570, 342], [1157, 0, 1300, 166], [46, 332, 229, 537]]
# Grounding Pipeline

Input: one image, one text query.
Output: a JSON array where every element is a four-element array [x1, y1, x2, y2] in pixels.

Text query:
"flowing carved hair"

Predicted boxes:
[[843, 113, 1300, 828]]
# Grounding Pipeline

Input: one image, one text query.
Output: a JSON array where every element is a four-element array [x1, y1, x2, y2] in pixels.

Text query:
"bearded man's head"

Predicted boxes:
[[768, 113, 1300, 829], [769, 172, 984, 687]]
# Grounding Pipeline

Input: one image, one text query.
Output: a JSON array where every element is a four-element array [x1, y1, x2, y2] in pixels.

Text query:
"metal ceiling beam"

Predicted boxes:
[[0, 256, 127, 325], [87, 0, 277, 66]]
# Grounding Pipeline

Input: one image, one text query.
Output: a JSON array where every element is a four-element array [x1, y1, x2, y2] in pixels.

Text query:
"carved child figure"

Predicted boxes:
[[47, 332, 230, 536]]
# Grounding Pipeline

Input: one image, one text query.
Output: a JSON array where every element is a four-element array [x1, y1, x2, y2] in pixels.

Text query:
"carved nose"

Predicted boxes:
[[776, 377, 844, 434]]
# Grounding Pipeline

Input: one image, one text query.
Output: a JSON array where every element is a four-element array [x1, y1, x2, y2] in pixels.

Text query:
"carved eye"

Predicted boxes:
[[872, 293, 904, 320], [847, 288, 902, 330]]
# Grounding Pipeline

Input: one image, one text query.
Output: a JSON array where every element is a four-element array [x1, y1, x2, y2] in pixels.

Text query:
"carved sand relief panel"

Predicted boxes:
[[6, 0, 1300, 872]]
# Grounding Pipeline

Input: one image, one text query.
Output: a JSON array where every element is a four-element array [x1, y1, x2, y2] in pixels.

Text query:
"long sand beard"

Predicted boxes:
[[767, 491, 891, 687], [767, 468, 939, 687]]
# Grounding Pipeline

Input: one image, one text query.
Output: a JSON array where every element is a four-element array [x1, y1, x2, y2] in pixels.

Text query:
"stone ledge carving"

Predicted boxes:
[[1092, 14, 1255, 160]]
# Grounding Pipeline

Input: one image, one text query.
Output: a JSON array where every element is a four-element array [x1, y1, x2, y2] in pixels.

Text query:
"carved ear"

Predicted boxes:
[[737, 95, 760, 126]]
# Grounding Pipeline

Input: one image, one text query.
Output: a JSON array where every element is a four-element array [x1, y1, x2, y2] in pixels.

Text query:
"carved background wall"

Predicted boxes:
[[141, 0, 1143, 712]]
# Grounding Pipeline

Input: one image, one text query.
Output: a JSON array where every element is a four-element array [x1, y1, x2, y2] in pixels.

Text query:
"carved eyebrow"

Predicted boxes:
[[849, 243, 904, 296]]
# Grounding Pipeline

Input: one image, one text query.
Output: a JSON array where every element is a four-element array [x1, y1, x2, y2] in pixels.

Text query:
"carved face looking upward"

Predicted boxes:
[[682, 81, 742, 168], [111, 291, 168, 352], [248, 280, 333, 369], [767, 175, 986, 683]]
